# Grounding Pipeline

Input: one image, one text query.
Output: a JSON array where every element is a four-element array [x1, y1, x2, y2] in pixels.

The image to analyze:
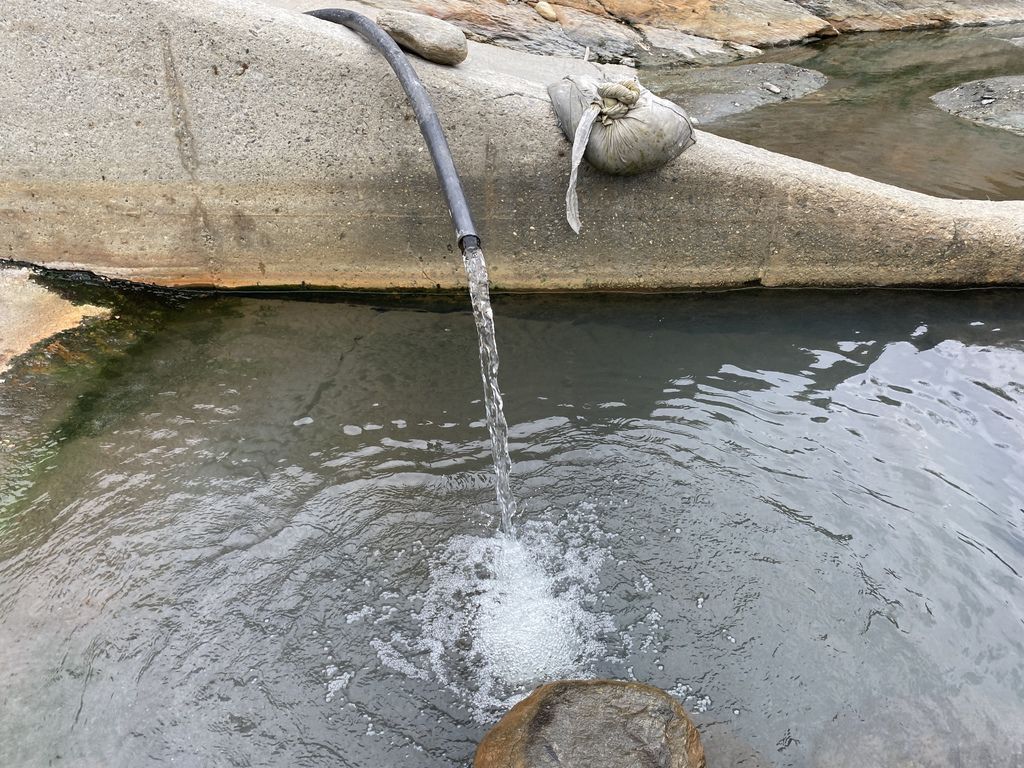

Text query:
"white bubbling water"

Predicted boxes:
[[474, 537, 587, 683], [370, 510, 616, 720]]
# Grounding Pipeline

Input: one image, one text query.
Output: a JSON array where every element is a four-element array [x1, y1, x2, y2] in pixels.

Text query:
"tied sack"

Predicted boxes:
[[548, 75, 696, 232]]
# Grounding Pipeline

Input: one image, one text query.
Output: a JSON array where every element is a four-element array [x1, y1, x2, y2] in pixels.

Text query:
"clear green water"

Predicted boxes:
[[1, 287, 1023, 767], [648, 25, 1024, 200]]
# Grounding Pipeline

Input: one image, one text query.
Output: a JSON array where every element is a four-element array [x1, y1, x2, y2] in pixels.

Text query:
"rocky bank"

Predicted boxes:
[[932, 75, 1024, 135], [266, 0, 1024, 65]]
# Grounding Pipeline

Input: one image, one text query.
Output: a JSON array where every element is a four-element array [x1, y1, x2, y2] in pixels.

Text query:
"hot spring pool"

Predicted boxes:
[[1, 288, 1022, 766]]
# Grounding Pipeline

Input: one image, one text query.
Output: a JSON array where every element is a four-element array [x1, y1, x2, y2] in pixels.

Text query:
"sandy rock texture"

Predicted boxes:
[[932, 75, 1024, 135], [0, 267, 108, 374], [649, 62, 827, 123], [799, 0, 1024, 33]]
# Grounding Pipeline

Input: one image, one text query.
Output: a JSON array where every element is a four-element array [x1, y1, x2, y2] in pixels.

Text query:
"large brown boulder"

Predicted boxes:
[[474, 680, 706, 768]]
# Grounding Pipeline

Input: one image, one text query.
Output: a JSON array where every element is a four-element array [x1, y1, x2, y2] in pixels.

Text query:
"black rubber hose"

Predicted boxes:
[[305, 8, 480, 253]]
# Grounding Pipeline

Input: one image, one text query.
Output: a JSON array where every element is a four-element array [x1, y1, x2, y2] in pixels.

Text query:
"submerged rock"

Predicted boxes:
[[376, 9, 468, 65], [931, 76, 1024, 136], [649, 62, 828, 124], [0, 267, 108, 374], [474, 679, 705, 768]]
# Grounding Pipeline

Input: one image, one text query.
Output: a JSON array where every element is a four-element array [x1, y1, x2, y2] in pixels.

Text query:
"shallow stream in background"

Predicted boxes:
[[2, 285, 1023, 766], [647, 25, 1024, 200]]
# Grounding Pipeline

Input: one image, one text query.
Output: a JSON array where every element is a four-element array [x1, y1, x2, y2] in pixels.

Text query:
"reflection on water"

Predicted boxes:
[[647, 25, 1024, 199], [1, 290, 1023, 767]]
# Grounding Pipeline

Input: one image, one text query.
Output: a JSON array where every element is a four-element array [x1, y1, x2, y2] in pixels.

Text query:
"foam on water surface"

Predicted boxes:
[[360, 507, 616, 720]]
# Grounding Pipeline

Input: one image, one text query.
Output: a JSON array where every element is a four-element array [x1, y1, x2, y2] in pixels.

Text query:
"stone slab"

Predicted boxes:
[[932, 75, 1024, 136], [648, 62, 828, 124], [798, 0, 1024, 33], [1, 0, 1022, 290]]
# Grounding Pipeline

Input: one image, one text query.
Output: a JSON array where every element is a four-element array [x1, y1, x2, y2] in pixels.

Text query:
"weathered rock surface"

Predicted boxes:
[[266, 0, 760, 65], [797, 0, 1024, 33], [474, 680, 705, 768], [265, 0, 1024, 66], [636, 25, 762, 66], [560, 0, 833, 47], [932, 75, 1024, 135], [377, 9, 468, 65], [0, 267, 108, 374], [2, 0, 1023, 290], [649, 62, 827, 123]]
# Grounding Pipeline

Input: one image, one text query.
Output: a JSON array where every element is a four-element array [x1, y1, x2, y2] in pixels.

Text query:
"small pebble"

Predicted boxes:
[[535, 1, 558, 21]]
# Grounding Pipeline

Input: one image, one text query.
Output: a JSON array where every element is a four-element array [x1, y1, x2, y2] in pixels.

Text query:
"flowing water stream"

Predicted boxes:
[[452, 248, 600, 715], [461, 247, 518, 535], [2, 286, 1023, 767]]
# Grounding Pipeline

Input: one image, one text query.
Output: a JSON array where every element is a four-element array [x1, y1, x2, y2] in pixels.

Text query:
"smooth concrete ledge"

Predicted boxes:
[[1, 0, 1023, 290]]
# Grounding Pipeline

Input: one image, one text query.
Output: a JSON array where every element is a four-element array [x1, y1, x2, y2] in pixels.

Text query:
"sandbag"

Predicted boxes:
[[548, 75, 696, 232]]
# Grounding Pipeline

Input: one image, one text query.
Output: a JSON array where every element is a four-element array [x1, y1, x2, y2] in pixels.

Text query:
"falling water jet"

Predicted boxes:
[[302, 13, 616, 707], [307, 9, 518, 536], [463, 245, 518, 535]]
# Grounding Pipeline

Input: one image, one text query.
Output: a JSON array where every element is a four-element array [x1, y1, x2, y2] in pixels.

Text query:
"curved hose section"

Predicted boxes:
[[305, 8, 480, 252]]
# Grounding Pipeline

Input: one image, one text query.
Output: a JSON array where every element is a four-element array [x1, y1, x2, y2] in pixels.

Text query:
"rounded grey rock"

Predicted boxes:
[[376, 9, 468, 66]]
